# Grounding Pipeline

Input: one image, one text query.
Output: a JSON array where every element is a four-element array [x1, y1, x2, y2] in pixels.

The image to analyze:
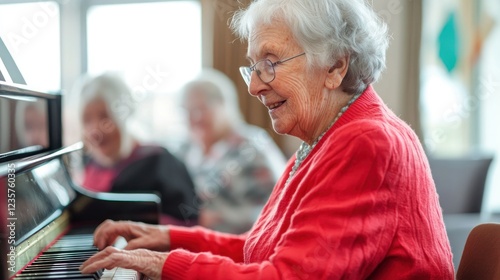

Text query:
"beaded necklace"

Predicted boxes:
[[286, 92, 361, 186]]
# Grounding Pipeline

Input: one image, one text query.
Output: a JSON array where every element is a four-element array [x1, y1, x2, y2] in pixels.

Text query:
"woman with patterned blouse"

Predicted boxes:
[[177, 68, 286, 234]]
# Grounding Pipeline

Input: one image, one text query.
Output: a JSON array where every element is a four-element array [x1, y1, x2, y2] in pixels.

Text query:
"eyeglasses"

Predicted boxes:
[[239, 52, 305, 86]]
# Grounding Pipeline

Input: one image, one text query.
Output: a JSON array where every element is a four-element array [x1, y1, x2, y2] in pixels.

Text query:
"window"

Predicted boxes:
[[85, 1, 201, 149], [420, 0, 500, 211], [478, 0, 500, 211], [0, 1, 60, 92]]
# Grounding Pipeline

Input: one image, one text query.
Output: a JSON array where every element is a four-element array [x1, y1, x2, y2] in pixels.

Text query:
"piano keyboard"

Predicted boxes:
[[100, 267, 143, 279], [13, 233, 145, 280]]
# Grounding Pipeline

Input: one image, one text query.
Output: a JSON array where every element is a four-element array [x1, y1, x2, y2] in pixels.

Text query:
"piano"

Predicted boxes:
[[0, 81, 160, 279]]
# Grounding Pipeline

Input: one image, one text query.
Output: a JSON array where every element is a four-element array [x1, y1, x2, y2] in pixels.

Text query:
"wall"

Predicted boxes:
[[372, 0, 410, 117], [280, 0, 421, 156]]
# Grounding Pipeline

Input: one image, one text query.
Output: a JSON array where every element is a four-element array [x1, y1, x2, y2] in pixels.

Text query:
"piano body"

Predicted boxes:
[[0, 81, 160, 279]]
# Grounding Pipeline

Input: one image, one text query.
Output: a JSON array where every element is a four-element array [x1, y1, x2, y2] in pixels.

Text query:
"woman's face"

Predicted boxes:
[[82, 97, 121, 163], [246, 21, 330, 142], [184, 88, 229, 148]]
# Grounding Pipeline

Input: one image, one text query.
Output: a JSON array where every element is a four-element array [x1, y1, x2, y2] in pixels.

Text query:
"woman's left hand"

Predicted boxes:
[[79, 246, 168, 280]]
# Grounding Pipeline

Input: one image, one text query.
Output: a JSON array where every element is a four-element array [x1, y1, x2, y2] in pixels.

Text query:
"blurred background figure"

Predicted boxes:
[[15, 99, 49, 149], [177, 68, 287, 234], [78, 72, 199, 225]]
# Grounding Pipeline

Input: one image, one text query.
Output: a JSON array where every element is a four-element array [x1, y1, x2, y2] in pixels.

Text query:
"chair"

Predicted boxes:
[[428, 155, 493, 214], [456, 223, 500, 280]]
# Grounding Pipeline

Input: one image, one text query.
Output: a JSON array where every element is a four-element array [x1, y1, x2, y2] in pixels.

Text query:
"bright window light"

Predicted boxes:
[[86, 1, 201, 148], [0, 2, 61, 92], [87, 1, 201, 92]]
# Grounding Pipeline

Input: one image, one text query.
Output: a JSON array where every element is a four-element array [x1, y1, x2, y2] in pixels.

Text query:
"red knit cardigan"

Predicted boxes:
[[161, 86, 454, 279]]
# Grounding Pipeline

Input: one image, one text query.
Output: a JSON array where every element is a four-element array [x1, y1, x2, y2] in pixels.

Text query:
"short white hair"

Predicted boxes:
[[231, 0, 389, 94], [78, 72, 136, 157], [79, 72, 135, 129], [182, 68, 244, 127]]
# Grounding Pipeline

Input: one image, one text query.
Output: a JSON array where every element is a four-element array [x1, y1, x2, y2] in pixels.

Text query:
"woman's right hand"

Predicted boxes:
[[93, 219, 170, 252]]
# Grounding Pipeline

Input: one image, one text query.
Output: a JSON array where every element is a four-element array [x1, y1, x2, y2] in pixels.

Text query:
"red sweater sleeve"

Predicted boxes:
[[168, 225, 246, 262], [160, 122, 435, 279]]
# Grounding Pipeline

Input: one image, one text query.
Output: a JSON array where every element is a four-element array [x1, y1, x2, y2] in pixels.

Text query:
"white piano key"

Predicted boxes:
[[100, 267, 142, 280]]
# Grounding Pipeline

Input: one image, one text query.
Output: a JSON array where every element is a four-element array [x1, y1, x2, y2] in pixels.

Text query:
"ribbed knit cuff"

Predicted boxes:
[[162, 250, 193, 280]]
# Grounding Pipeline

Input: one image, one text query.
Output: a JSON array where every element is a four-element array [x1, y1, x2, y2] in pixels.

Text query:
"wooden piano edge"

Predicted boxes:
[[10, 211, 71, 276]]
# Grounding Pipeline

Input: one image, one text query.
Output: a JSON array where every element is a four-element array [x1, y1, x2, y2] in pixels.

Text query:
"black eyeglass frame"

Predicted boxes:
[[239, 52, 306, 86]]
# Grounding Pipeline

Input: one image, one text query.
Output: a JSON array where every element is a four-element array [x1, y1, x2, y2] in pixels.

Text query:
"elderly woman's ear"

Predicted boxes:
[[325, 55, 350, 90]]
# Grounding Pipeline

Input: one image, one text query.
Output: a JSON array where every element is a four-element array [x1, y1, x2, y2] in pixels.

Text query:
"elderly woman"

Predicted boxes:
[[78, 72, 199, 225], [178, 68, 286, 234], [80, 1, 454, 279]]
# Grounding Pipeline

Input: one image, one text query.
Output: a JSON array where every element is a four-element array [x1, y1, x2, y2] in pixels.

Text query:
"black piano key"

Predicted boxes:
[[17, 270, 101, 277], [23, 263, 82, 272], [16, 267, 103, 279], [14, 233, 146, 280], [29, 260, 92, 268], [14, 273, 100, 279], [30, 257, 94, 265], [25, 261, 84, 267], [14, 233, 103, 279], [38, 250, 96, 256], [36, 251, 96, 259], [20, 266, 104, 278], [36, 252, 95, 258], [45, 247, 98, 254]]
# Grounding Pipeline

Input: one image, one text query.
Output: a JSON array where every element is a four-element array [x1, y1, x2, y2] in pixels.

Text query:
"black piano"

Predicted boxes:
[[0, 81, 160, 279]]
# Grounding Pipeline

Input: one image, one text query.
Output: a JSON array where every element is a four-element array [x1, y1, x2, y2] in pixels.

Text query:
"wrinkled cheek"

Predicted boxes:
[[270, 113, 291, 135], [298, 95, 324, 128], [270, 120, 284, 134]]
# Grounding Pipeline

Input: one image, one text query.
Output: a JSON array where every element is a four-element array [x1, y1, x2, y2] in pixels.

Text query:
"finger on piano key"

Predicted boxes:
[[100, 267, 143, 280], [111, 236, 129, 249]]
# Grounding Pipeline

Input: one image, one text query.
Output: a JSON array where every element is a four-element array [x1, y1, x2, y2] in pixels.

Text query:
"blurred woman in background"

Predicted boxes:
[[177, 68, 286, 233], [79, 72, 198, 225]]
